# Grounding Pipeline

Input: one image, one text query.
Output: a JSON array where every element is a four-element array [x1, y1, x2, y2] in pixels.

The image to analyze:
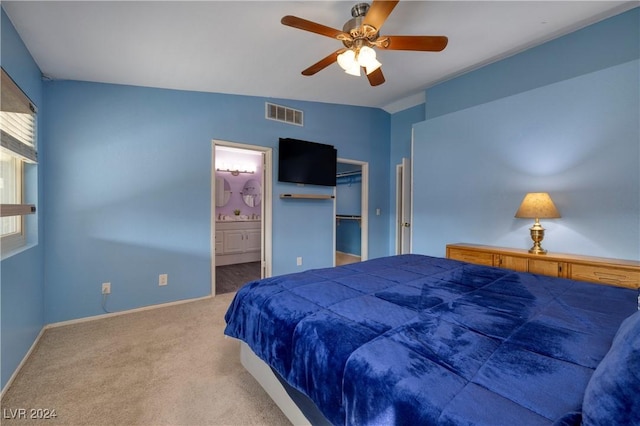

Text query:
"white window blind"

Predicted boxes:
[[1, 68, 37, 163], [1, 68, 37, 251]]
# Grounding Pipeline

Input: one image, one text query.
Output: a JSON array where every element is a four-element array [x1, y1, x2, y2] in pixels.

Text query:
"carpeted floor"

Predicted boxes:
[[0, 293, 291, 426]]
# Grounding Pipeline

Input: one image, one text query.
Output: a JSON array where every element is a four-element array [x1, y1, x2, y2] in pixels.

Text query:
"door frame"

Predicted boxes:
[[333, 158, 369, 264], [395, 157, 412, 254], [395, 163, 402, 254], [211, 140, 273, 296]]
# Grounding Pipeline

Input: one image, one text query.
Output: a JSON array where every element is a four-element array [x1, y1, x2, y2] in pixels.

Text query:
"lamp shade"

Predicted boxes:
[[337, 49, 361, 76], [364, 59, 382, 75], [344, 63, 361, 76], [337, 50, 356, 71], [514, 192, 561, 219], [357, 46, 382, 75]]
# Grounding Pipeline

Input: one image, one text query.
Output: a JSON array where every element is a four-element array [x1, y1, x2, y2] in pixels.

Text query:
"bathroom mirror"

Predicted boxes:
[[242, 179, 261, 207], [215, 177, 232, 207]]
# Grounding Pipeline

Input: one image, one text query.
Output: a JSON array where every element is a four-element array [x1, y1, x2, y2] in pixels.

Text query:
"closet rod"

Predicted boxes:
[[336, 170, 362, 178], [336, 214, 362, 227]]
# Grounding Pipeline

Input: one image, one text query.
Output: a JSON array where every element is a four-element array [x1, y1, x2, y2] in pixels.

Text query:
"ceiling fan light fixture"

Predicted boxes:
[[357, 46, 375, 64], [337, 49, 357, 71], [344, 62, 361, 76], [364, 58, 382, 75], [357, 46, 382, 74], [281, 0, 448, 87]]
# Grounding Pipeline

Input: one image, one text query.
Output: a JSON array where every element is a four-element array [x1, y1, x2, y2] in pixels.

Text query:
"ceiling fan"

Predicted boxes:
[[281, 0, 448, 86]]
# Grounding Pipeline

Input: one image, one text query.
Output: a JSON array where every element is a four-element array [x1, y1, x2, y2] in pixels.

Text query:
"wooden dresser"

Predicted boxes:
[[446, 243, 640, 289]]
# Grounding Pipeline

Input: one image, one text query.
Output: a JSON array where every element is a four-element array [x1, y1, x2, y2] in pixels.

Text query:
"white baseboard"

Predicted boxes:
[[47, 295, 213, 329], [1, 294, 213, 398], [1, 326, 46, 400]]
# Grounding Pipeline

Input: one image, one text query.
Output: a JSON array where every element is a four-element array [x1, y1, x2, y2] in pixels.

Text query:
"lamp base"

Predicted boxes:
[[528, 220, 548, 255], [528, 246, 548, 255]]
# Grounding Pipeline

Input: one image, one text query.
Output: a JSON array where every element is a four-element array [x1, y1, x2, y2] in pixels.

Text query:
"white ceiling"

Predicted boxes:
[[3, 1, 637, 112]]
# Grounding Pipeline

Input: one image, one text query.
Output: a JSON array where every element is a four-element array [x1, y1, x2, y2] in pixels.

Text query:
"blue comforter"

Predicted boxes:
[[224, 254, 637, 425]]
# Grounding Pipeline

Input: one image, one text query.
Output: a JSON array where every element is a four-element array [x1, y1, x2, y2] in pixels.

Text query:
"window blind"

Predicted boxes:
[[1, 68, 37, 163]]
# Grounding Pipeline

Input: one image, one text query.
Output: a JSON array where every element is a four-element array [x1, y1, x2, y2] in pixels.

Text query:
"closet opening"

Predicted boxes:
[[334, 159, 368, 266]]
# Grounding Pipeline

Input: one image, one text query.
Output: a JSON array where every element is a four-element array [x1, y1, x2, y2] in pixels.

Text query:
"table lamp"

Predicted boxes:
[[514, 192, 561, 254]]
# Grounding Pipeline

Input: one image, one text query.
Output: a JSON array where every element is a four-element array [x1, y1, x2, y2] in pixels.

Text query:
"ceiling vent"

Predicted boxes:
[[266, 102, 303, 126]]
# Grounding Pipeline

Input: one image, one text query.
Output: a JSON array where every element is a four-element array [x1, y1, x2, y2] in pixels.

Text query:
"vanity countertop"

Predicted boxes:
[[216, 218, 261, 222]]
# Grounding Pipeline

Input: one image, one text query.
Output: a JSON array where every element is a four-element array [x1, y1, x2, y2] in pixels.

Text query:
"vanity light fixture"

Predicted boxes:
[[514, 192, 561, 254], [216, 161, 256, 176], [216, 168, 255, 176]]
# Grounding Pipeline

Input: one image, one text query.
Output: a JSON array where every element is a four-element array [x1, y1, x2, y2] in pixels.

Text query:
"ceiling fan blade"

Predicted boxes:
[[381, 35, 448, 51], [362, 0, 399, 31], [281, 15, 350, 40], [302, 50, 344, 76], [366, 68, 385, 86]]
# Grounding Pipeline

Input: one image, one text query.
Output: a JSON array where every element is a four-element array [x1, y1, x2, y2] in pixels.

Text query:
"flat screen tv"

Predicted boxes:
[[278, 138, 337, 187]]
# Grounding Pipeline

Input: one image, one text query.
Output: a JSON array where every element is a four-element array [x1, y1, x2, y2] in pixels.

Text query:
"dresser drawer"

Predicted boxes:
[[529, 259, 565, 278], [447, 248, 494, 267], [498, 255, 528, 272], [570, 264, 640, 289]]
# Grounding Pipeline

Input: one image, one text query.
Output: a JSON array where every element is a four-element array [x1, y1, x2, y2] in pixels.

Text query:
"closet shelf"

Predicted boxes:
[[280, 194, 334, 200]]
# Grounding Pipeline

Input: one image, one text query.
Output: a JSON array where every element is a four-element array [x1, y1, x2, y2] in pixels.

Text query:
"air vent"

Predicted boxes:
[[266, 102, 303, 126]]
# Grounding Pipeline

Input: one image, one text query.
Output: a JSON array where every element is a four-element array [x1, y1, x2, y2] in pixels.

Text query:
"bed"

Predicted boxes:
[[224, 254, 639, 425]]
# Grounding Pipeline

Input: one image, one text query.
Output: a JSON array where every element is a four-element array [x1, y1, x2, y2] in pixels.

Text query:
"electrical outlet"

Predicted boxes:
[[102, 282, 111, 294], [159, 274, 168, 286], [296, 257, 303, 266]]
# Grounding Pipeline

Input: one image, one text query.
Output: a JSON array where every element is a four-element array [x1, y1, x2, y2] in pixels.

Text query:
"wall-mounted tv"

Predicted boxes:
[[278, 138, 337, 187]]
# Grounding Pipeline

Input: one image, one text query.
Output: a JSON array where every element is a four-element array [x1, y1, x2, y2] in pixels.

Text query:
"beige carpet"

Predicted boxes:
[[1, 293, 291, 426]]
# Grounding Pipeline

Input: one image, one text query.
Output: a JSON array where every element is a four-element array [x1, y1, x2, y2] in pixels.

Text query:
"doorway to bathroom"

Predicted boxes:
[[334, 158, 368, 266], [212, 140, 272, 295]]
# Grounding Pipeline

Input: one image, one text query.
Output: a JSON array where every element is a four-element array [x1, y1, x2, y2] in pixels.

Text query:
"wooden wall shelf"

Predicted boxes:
[[280, 194, 334, 200]]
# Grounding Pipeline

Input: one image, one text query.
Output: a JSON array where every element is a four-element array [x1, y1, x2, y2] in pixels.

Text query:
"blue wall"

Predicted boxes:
[[1, 8, 45, 390], [424, 8, 640, 120], [411, 8, 639, 260], [42, 81, 390, 323]]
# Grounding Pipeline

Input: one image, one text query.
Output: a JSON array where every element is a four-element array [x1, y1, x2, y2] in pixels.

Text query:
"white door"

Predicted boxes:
[[397, 157, 412, 254]]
